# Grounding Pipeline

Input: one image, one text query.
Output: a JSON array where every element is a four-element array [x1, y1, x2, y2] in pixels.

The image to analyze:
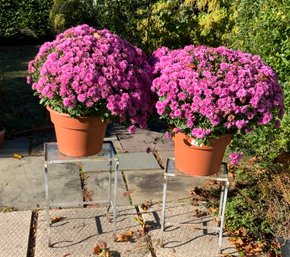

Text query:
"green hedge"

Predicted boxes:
[[0, 0, 53, 43], [226, 0, 290, 159]]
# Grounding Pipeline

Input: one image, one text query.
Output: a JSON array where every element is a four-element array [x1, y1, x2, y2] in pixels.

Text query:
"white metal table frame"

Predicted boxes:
[[161, 157, 229, 252], [44, 142, 119, 247]]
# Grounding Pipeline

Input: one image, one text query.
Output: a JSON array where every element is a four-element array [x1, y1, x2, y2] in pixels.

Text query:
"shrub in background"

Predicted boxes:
[[225, 0, 290, 160], [0, 0, 53, 43]]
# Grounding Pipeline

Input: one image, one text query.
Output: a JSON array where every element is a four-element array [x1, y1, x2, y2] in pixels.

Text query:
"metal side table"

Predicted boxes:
[[44, 142, 119, 246], [161, 157, 229, 252]]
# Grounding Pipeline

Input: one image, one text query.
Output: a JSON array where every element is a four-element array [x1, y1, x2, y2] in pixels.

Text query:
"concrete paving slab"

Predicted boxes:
[[116, 127, 174, 153], [0, 157, 82, 210], [143, 202, 239, 257], [119, 152, 160, 170], [124, 169, 204, 205], [0, 210, 32, 257], [35, 207, 152, 257], [0, 137, 29, 158], [46, 162, 83, 208], [83, 152, 160, 172], [84, 171, 130, 206]]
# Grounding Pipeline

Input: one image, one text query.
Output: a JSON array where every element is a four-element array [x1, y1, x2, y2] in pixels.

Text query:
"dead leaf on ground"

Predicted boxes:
[[140, 200, 153, 211], [62, 253, 70, 257], [123, 189, 134, 198], [194, 209, 207, 217], [51, 216, 66, 224], [93, 245, 101, 255], [92, 241, 111, 256], [13, 153, 23, 159], [115, 230, 133, 242]]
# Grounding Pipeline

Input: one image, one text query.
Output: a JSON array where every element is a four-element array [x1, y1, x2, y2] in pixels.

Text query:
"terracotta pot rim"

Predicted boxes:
[[173, 132, 232, 138], [46, 105, 110, 123], [173, 132, 232, 149]]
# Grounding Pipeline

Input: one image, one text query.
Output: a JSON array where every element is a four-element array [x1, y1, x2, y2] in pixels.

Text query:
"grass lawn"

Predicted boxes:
[[0, 45, 49, 136]]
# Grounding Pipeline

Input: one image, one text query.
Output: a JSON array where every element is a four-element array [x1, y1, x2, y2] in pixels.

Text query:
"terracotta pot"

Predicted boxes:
[[47, 106, 108, 157], [0, 127, 5, 149], [173, 132, 231, 176]]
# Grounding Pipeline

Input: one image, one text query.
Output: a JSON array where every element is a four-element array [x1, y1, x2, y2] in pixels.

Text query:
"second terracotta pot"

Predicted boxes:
[[47, 106, 108, 157], [173, 132, 231, 176]]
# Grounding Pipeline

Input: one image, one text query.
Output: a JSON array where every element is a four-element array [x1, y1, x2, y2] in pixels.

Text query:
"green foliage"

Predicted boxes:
[[0, 0, 53, 42], [48, 0, 233, 54], [224, 160, 290, 254], [49, 0, 97, 33], [225, 0, 290, 159], [135, 0, 233, 53], [49, 0, 148, 46], [226, 189, 272, 236]]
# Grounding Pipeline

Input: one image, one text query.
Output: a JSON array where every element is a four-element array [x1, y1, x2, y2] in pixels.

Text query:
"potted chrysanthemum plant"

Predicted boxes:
[[27, 24, 154, 157], [150, 45, 284, 175]]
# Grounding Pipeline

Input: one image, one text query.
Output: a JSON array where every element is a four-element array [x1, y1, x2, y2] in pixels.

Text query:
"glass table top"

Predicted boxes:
[[44, 141, 117, 164], [165, 157, 228, 181]]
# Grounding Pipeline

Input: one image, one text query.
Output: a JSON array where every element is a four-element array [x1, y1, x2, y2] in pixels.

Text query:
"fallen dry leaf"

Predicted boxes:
[[115, 234, 131, 242], [62, 253, 70, 257], [13, 153, 23, 159], [51, 216, 66, 224], [140, 200, 153, 211], [234, 237, 244, 246], [123, 189, 134, 198], [92, 245, 101, 255], [92, 241, 111, 256], [194, 209, 207, 218]]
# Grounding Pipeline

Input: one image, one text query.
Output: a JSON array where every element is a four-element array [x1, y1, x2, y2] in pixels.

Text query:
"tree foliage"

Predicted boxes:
[[0, 0, 53, 42], [225, 0, 290, 159]]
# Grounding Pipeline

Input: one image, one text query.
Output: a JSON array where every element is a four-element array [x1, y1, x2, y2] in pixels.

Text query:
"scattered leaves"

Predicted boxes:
[[191, 187, 210, 201], [229, 236, 266, 256]]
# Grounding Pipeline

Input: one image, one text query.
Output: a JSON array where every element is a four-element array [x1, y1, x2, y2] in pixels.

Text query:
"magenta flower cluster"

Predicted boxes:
[[27, 24, 154, 129], [150, 45, 284, 143]]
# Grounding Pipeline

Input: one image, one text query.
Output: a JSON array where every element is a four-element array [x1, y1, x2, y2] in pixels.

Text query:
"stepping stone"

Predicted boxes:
[[143, 202, 239, 257], [123, 169, 204, 205], [0, 156, 83, 210], [0, 210, 32, 257], [35, 207, 149, 257], [82, 152, 160, 172], [84, 171, 130, 206], [116, 127, 174, 153]]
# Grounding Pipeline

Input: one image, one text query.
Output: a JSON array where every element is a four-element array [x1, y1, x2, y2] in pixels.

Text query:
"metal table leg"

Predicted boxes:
[[160, 174, 168, 247], [218, 180, 229, 252], [113, 160, 119, 240], [44, 162, 51, 247]]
